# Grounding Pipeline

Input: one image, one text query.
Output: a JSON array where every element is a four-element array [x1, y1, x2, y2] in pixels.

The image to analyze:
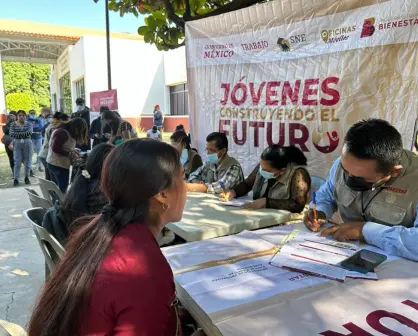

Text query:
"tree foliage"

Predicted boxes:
[[6, 93, 33, 112], [104, 0, 267, 50], [2, 62, 51, 112]]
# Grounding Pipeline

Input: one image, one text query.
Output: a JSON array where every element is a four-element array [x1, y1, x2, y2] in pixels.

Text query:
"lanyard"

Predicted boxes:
[[361, 187, 385, 220]]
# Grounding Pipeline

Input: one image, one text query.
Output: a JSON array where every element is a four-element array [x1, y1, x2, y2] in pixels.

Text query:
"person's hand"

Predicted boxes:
[[191, 179, 205, 185], [94, 133, 100, 139], [220, 190, 235, 201], [104, 133, 111, 139], [320, 222, 365, 241], [8, 143, 13, 150], [242, 198, 266, 210], [303, 209, 327, 232]]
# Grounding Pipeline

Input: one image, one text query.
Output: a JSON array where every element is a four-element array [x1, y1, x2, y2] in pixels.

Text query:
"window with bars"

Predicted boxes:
[[59, 73, 72, 114], [75, 78, 85, 101], [169, 83, 189, 116]]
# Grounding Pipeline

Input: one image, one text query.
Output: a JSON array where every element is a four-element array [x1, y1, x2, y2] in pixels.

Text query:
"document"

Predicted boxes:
[[219, 195, 253, 207]]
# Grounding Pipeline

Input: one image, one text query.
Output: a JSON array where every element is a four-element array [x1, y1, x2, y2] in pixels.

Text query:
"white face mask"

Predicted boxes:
[[180, 148, 188, 165]]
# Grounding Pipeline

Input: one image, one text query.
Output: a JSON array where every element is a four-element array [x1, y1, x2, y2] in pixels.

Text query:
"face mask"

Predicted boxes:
[[47, 118, 53, 123], [29, 114, 36, 120], [343, 171, 389, 192], [207, 153, 219, 164], [77, 105, 84, 111], [259, 166, 279, 180], [180, 148, 188, 165]]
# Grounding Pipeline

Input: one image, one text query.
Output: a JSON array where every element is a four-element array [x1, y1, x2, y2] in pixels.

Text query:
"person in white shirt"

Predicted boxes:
[[146, 126, 161, 140]]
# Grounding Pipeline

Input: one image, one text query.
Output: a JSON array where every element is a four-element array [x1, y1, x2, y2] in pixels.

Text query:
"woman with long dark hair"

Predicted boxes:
[[102, 110, 137, 145], [42, 143, 115, 246], [29, 139, 188, 336], [170, 130, 203, 179], [47, 117, 88, 192], [9, 110, 33, 186], [222, 145, 311, 212], [1, 111, 17, 178]]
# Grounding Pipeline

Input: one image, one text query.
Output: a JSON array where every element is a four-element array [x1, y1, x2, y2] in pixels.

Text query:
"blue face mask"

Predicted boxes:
[[259, 165, 279, 180], [180, 148, 188, 165], [77, 105, 84, 111], [29, 114, 36, 120], [207, 153, 219, 164], [47, 118, 53, 123]]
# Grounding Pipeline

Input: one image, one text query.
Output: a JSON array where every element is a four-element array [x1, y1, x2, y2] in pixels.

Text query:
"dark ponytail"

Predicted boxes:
[[28, 139, 180, 336], [261, 145, 307, 169]]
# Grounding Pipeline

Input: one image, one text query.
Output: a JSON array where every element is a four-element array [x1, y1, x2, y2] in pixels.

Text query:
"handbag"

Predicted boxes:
[[1, 135, 13, 147]]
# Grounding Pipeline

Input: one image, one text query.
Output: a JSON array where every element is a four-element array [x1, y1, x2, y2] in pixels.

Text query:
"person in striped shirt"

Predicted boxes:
[[9, 110, 33, 186]]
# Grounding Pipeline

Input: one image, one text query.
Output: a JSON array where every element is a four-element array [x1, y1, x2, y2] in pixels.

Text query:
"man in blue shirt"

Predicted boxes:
[[304, 119, 418, 261], [28, 109, 44, 174]]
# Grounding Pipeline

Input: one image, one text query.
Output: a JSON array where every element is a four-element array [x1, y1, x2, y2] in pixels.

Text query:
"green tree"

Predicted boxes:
[[101, 0, 267, 51], [2, 61, 51, 112], [6, 93, 33, 112]]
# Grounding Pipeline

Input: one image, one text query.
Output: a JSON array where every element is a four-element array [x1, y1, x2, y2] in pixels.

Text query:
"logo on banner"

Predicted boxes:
[[321, 25, 356, 43], [361, 17, 376, 38], [379, 15, 418, 31], [312, 127, 340, 153], [277, 37, 291, 51], [241, 41, 269, 52], [203, 43, 234, 59]]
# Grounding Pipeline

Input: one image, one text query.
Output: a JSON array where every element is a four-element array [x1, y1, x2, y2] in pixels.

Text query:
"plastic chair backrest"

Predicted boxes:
[[37, 177, 63, 205], [25, 188, 52, 209], [311, 176, 326, 192], [23, 208, 65, 273], [24, 187, 40, 197]]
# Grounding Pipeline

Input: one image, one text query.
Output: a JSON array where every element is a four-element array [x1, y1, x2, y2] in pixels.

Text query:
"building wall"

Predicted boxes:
[[48, 36, 189, 131]]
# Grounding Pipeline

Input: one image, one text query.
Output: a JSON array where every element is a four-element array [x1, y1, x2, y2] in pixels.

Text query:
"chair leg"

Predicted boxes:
[[45, 261, 50, 280]]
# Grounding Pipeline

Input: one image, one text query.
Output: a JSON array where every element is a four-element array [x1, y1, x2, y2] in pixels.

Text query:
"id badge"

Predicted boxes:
[[20, 139, 24, 144]]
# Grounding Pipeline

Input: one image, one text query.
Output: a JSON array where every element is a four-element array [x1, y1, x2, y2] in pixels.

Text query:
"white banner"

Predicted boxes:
[[186, 0, 418, 177]]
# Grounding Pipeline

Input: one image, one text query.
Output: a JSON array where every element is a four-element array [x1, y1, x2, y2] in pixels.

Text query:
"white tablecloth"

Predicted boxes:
[[166, 193, 291, 242]]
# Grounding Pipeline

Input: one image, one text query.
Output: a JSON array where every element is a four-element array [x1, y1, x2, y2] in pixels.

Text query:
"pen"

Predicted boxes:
[[312, 191, 318, 222]]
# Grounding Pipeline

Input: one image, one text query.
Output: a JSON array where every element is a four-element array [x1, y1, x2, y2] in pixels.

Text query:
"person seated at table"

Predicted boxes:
[[28, 138, 210, 335], [304, 119, 418, 261], [42, 143, 115, 246], [187, 132, 244, 193], [170, 130, 203, 179], [102, 110, 137, 146], [221, 145, 311, 211]]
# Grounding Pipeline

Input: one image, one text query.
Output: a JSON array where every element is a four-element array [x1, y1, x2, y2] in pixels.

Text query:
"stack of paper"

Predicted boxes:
[[218, 195, 254, 207], [270, 231, 378, 281]]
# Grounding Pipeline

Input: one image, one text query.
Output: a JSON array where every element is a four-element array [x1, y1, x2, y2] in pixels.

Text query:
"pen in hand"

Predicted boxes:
[[312, 191, 318, 223]]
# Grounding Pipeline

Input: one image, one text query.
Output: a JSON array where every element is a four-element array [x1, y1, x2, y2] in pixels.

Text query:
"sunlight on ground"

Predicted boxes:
[[11, 269, 29, 276]]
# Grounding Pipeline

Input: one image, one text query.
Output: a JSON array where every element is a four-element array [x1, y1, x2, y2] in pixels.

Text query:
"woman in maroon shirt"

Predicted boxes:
[[28, 139, 190, 336]]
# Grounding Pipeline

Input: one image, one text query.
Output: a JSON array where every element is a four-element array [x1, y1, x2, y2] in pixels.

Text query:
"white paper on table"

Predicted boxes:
[[176, 256, 286, 296], [163, 231, 275, 271], [270, 253, 347, 281], [291, 231, 359, 251], [280, 244, 351, 266], [346, 270, 378, 280], [219, 195, 253, 207]]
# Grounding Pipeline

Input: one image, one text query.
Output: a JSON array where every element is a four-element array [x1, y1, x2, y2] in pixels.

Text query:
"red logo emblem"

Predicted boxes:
[[361, 18, 376, 38]]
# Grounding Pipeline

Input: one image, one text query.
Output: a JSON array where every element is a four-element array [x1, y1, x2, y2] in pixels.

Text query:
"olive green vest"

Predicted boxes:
[[333, 150, 418, 227], [253, 164, 310, 200]]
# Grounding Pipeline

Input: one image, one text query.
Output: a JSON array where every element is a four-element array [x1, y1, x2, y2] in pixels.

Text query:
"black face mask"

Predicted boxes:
[[343, 171, 375, 192]]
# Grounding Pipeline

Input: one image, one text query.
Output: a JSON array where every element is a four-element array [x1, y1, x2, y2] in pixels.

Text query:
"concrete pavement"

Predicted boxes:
[[0, 187, 44, 336]]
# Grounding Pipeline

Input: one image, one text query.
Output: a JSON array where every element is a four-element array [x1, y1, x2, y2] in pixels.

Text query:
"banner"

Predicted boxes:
[[185, 0, 418, 177], [89, 89, 119, 122]]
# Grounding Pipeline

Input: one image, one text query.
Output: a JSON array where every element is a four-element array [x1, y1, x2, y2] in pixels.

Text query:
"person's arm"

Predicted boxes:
[[188, 165, 204, 183], [362, 209, 418, 261], [89, 119, 98, 139], [120, 121, 132, 140], [207, 165, 243, 194], [50, 129, 71, 156], [233, 164, 259, 198], [9, 122, 33, 139], [309, 157, 340, 218], [33, 119, 43, 133], [267, 168, 310, 212]]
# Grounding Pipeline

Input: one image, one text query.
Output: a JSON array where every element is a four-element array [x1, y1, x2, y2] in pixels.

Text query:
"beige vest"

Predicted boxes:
[[184, 149, 200, 178], [202, 154, 244, 184], [46, 129, 76, 169], [333, 150, 418, 227], [253, 164, 310, 200]]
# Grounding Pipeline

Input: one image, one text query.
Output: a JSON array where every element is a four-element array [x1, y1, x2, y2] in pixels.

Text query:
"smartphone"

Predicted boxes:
[[340, 249, 387, 274]]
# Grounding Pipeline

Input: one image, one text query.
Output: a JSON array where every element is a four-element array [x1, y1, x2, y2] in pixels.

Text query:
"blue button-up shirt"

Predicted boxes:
[[313, 157, 418, 261]]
